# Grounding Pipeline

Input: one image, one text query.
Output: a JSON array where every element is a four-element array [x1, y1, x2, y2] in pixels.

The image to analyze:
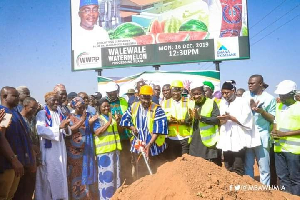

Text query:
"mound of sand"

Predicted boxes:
[[113, 155, 298, 200]]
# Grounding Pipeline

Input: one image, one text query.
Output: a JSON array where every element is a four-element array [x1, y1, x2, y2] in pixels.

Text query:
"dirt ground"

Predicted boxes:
[[112, 155, 299, 200]]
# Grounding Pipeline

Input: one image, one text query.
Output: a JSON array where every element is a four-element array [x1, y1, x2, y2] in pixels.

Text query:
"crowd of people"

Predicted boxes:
[[0, 74, 300, 200]]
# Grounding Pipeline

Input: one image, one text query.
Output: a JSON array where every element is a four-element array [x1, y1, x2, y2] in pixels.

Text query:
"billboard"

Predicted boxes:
[[97, 70, 220, 97], [71, 0, 249, 71]]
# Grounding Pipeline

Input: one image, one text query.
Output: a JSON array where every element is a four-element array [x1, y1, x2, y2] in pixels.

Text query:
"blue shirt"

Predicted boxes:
[[0, 105, 34, 170], [243, 91, 276, 148], [120, 103, 168, 156], [87, 105, 97, 116]]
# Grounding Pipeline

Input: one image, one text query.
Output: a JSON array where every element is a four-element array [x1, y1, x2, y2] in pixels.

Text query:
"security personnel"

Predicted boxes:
[[161, 80, 193, 161], [188, 83, 221, 166], [271, 80, 300, 195], [105, 82, 131, 183], [120, 85, 168, 179]]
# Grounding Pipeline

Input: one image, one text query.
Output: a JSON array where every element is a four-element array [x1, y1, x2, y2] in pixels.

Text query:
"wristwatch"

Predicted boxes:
[[10, 154, 18, 161]]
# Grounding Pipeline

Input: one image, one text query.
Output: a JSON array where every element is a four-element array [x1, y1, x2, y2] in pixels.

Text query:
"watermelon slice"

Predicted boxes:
[[156, 33, 190, 44], [179, 31, 208, 41], [149, 19, 163, 34], [133, 34, 156, 45]]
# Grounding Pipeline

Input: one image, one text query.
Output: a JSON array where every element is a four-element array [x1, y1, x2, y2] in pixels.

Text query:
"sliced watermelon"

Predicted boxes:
[[156, 33, 190, 44], [149, 19, 163, 34], [179, 31, 208, 41], [133, 34, 156, 45]]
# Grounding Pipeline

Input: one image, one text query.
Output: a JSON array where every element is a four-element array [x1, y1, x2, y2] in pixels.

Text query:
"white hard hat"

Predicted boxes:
[[106, 82, 118, 93], [190, 82, 204, 91], [274, 80, 297, 95]]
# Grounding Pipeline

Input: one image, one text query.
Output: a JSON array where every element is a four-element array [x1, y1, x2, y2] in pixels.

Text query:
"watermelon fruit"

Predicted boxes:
[[156, 33, 190, 43], [179, 19, 208, 32], [112, 22, 145, 39], [179, 31, 208, 41], [149, 19, 163, 34], [133, 34, 156, 45], [164, 17, 182, 33]]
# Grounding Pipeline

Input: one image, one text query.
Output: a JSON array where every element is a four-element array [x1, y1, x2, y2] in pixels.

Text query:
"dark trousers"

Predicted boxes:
[[13, 168, 36, 200], [275, 152, 300, 195], [165, 138, 189, 161], [270, 143, 278, 186], [223, 148, 246, 176]]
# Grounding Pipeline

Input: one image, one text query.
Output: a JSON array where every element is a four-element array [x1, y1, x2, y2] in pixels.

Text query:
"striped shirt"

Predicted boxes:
[[120, 103, 168, 156]]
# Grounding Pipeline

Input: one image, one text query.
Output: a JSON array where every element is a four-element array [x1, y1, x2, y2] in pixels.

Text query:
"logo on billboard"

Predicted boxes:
[[214, 37, 239, 60], [76, 52, 101, 67]]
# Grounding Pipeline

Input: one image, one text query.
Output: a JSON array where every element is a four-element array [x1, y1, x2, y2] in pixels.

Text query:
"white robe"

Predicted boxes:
[[35, 109, 71, 200], [217, 97, 261, 152]]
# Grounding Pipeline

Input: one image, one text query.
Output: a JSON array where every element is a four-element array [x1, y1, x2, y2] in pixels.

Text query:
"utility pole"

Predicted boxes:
[[213, 61, 221, 71]]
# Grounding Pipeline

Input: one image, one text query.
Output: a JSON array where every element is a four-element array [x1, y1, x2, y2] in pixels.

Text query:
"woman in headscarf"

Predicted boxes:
[[93, 98, 123, 200], [66, 97, 99, 199]]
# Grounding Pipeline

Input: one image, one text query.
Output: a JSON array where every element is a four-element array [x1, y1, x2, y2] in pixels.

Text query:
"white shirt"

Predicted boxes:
[[217, 97, 261, 152]]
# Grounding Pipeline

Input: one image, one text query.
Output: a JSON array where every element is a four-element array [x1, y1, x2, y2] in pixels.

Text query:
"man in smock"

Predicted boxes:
[[35, 92, 71, 200]]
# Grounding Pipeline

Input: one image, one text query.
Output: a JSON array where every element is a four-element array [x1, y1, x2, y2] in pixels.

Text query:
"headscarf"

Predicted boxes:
[[71, 97, 85, 109], [53, 84, 66, 93]]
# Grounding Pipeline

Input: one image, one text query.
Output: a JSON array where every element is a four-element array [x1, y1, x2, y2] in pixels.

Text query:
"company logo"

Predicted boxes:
[[216, 41, 236, 58], [76, 52, 101, 67]]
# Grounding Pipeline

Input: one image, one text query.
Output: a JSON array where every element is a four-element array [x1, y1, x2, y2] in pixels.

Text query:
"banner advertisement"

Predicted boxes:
[[97, 70, 220, 97], [71, 0, 249, 71]]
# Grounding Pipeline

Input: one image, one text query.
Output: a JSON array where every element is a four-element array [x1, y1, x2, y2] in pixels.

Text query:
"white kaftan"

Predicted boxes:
[[35, 109, 71, 200], [216, 97, 261, 152]]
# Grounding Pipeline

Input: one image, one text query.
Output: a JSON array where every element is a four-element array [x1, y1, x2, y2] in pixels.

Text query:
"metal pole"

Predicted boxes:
[[213, 61, 221, 71], [95, 69, 102, 76], [153, 65, 160, 71]]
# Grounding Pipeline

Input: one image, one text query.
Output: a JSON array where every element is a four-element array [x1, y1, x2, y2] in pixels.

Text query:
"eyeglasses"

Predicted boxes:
[[80, 8, 98, 14]]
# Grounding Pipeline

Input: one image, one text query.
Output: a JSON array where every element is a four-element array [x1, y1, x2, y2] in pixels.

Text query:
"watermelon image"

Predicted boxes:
[[156, 33, 190, 44], [133, 34, 156, 45], [179, 31, 208, 41], [112, 22, 146, 39], [179, 19, 208, 32], [149, 19, 163, 34], [164, 17, 182, 33]]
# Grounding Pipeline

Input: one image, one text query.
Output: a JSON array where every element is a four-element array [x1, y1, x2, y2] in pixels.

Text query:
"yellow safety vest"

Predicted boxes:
[[162, 97, 192, 137], [190, 98, 219, 147], [119, 97, 128, 114], [131, 102, 165, 147], [274, 102, 300, 154], [94, 115, 122, 155]]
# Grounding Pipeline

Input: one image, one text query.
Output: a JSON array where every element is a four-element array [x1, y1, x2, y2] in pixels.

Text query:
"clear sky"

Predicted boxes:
[[0, 0, 299, 103]]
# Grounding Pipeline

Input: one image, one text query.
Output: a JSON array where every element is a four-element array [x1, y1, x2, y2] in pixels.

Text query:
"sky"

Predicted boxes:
[[0, 0, 300, 103]]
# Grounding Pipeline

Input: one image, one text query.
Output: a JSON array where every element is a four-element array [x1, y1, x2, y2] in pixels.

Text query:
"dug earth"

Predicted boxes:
[[112, 155, 299, 200]]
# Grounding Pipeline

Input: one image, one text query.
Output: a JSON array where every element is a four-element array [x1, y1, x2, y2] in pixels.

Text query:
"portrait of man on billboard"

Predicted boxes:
[[73, 0, 110, 51]]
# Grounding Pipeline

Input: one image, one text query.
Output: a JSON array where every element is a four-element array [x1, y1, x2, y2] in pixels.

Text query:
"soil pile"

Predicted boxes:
[[113, 155, 299, 200]]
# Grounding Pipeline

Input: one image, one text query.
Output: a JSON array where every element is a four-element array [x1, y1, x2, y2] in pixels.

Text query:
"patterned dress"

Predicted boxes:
[[66, 114, 99, 200]]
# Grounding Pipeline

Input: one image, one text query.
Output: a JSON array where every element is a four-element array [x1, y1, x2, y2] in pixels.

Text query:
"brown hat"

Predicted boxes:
[[126, 89, 135, 94]]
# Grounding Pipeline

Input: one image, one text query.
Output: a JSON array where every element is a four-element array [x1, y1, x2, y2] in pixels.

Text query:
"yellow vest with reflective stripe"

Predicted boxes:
[[131, 102, 165, 146], [119, 97, 128, 114], [274, 102, 300, 154], [197, 98, 219, 147], [94, 115, 122, 155], [162, 97, 192, 137]]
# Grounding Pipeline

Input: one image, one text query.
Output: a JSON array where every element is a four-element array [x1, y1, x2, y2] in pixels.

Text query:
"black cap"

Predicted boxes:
[[67, 92, 77, 99], [91, 92, 102, 99]]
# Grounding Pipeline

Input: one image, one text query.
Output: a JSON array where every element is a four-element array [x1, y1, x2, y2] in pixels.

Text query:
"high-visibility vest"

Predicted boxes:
[[94, 115, 122, 155], [274, 101, 300, 154], [214, 98, 221, 108], [162, 97, 192, 137], [191, 98, 219, 147], [119, 97, 128, 114], [131, 102, 165, 146]]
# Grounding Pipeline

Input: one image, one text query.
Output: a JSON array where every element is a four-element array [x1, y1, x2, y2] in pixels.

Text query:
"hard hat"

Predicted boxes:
[[190, 82, 204, 91], [171, 80, 183, 88], [139, 85, 153, 96], [274, 80, 297, 95], [126, 89, 135, 94], [203, 81, 215, 92], [106, 82, 118, 93]]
